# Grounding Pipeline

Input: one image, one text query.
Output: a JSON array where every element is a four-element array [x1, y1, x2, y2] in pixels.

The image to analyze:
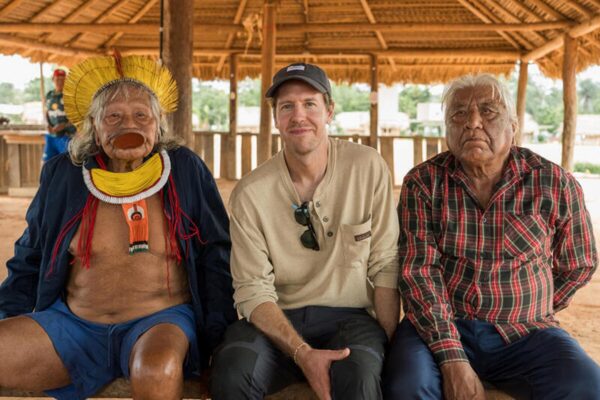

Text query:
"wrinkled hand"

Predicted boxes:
[[440, 361, 485, 400], [296, 346, 350, 400]]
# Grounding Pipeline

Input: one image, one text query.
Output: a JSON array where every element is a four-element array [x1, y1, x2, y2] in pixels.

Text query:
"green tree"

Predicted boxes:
[[23, 77, 53, 102], [192, 83, 228, 130], [578, 79, 600, 114], [238, 78, 261, 107], [0, 82, 20, 104], [331, 83, 370, 113], [398, 85, 432, 118]]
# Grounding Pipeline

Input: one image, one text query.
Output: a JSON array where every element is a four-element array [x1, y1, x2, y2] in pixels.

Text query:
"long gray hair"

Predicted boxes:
[[68, 80, 181, 165], [441, 74, 517, 125]]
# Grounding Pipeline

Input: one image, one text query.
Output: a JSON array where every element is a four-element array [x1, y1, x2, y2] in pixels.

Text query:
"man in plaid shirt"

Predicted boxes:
[[382, 74, 600, 400]]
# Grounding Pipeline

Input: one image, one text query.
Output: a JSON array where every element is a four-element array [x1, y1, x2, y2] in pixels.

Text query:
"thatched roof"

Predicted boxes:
[[0, 0, 599, 84]]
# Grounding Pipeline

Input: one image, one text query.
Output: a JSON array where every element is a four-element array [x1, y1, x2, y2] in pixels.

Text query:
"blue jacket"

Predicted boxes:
[[0, 147, 237, 369]]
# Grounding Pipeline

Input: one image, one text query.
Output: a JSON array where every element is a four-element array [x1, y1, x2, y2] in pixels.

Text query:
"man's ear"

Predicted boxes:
[[327, 100, 335, 124], [510, 120, 518, 144], [92, 117, 101, 146]]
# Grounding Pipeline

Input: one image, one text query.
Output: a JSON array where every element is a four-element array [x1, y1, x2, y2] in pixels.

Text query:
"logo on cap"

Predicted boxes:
[[287, 65, 306, 72]]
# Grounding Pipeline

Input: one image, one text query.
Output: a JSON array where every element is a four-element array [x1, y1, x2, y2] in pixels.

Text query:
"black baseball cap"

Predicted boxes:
[[265, 63, 332, 98]]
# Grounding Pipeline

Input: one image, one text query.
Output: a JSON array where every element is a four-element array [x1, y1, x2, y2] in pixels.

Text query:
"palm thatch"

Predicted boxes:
[[0, 0, 599, 84]]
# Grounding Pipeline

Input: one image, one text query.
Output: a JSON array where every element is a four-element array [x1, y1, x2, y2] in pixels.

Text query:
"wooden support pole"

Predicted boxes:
[[562, 34, 577, 172], [369, 54, 378, 150], [515, 61, 528, 146], [163, 0, 194, 148], [223, 53, 238, 180], [39, 62, 46, 122], [258, 0, 276, 165], [413, 136, 424, 166]]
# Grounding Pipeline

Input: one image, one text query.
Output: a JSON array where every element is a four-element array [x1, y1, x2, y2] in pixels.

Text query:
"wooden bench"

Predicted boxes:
[[0, 378, 514, 399]]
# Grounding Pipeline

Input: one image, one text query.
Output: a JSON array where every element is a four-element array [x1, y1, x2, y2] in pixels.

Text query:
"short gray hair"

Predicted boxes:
[[69, 81, 180, 165], [441, 74, 517, 125]]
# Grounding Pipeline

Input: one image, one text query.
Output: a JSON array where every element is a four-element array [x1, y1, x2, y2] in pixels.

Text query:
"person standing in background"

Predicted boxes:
[[43, 68, 76, 162]]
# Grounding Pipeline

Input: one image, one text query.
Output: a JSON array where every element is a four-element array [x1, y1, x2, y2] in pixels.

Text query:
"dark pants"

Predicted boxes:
[[210, 306, 387, 400], [382, 318, 600, 400]]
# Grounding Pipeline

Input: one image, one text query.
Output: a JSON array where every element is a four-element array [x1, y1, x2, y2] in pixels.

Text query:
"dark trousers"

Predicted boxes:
[[210, 306, 388, 400], [382, 318, 600, 400]]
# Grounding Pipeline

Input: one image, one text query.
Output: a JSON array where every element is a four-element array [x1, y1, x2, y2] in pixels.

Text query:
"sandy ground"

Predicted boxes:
[[0, 175, 599, 397]]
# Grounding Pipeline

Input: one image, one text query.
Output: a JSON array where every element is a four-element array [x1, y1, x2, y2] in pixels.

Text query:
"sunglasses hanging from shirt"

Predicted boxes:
[[294, 202, 320, 251]]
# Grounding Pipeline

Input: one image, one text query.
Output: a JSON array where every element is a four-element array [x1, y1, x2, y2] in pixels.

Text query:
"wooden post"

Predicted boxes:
[[39, 62, 46, 122], [241, 134, 253, 176], [380, 136, 395, 184], [413, 136, 424, 166], [258, 0, 277, 165], [515, 60, 528, 146], [369, 54, 378, 150], [222, 53, 238, 180], [163, 0, 194, 148], [562, 33, 577, 172]]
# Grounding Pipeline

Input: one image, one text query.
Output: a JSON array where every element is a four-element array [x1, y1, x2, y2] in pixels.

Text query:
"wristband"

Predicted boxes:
[[293, 342, 309, 364]]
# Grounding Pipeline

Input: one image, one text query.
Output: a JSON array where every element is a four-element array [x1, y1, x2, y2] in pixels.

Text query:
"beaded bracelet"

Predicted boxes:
[[293, 342, 309, 364]]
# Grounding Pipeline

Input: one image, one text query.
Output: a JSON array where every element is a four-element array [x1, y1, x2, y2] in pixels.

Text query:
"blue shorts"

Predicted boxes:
[[42, 134, 70, 162], [26, 299, 199, 400]]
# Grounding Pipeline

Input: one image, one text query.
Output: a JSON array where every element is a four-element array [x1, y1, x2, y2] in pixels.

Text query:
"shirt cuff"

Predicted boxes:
[[372, 271, 399, 289], [429, 338, 468, 365], [236, 295, 278, 321]]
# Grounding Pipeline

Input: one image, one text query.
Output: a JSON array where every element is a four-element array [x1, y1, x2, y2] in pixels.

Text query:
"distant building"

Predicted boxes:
[[416, 102, 444, 136], [574, 114, 600, 145], [520, 113, 541, 143]]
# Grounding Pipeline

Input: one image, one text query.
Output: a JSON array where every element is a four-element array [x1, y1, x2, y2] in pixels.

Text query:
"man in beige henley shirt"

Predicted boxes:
[[211, 63, 400, 400]]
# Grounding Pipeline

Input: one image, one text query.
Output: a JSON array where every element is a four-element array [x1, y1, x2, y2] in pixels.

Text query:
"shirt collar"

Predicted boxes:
[[431, 146, 545, 181]]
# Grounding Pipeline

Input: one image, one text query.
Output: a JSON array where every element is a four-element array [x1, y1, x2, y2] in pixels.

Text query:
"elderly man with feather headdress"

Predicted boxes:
[[0, 55, 237, 400]]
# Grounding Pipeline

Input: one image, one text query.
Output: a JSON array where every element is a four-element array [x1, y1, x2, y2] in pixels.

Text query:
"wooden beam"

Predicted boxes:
[[471, 0, 537, 49], [584, 34, 600, 49], [258, 0, 276, 165], [524, 0, 565, 20], [164, 0, 194, 147], [190, 61, 517, 69], [34, 0, 104, 45], [563, 0, 593, 18], [523, 14, 600, 61], [122, 46, 521, 59], [30, 0, 73, 22], [456, 0, 521, 49], [65, 0, 134, 48], [359, 0, 400, 75], [562, 33, 577, 172], [369, 54, 378, 150], [275, 21, 573, 33], [0, 21, 576, 35], [515, 61, 528, 145], [0, 33, 100, 57], [0, 23, 157, 34], [479, 0, 548, 45], [101, 0, 158, 49], [0, 0, 26, 18], [216, 0, 248, 73]]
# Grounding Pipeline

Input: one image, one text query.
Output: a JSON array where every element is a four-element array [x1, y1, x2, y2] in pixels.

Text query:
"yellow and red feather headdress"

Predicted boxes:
[[63, 54, 178, 128]]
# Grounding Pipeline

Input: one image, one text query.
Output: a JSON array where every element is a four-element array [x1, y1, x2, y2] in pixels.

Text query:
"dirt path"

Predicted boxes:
[[1, 177, 599, 367]]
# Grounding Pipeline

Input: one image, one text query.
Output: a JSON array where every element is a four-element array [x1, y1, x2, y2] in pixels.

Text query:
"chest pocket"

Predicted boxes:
[[340, 218, 372, 268], [504, 213, 548, 260]]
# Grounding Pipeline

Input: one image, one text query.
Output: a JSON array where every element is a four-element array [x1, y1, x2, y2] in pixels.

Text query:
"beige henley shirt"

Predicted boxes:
[[229, 138, 399, 320]]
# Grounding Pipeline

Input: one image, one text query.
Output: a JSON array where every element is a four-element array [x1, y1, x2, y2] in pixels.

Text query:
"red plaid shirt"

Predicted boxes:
[[398, 146, 598, 365]]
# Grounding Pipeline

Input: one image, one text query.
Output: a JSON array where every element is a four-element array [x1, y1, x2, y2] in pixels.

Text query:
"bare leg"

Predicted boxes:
[[0, 316, 70, 390], [129, 323, 189, 400]]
